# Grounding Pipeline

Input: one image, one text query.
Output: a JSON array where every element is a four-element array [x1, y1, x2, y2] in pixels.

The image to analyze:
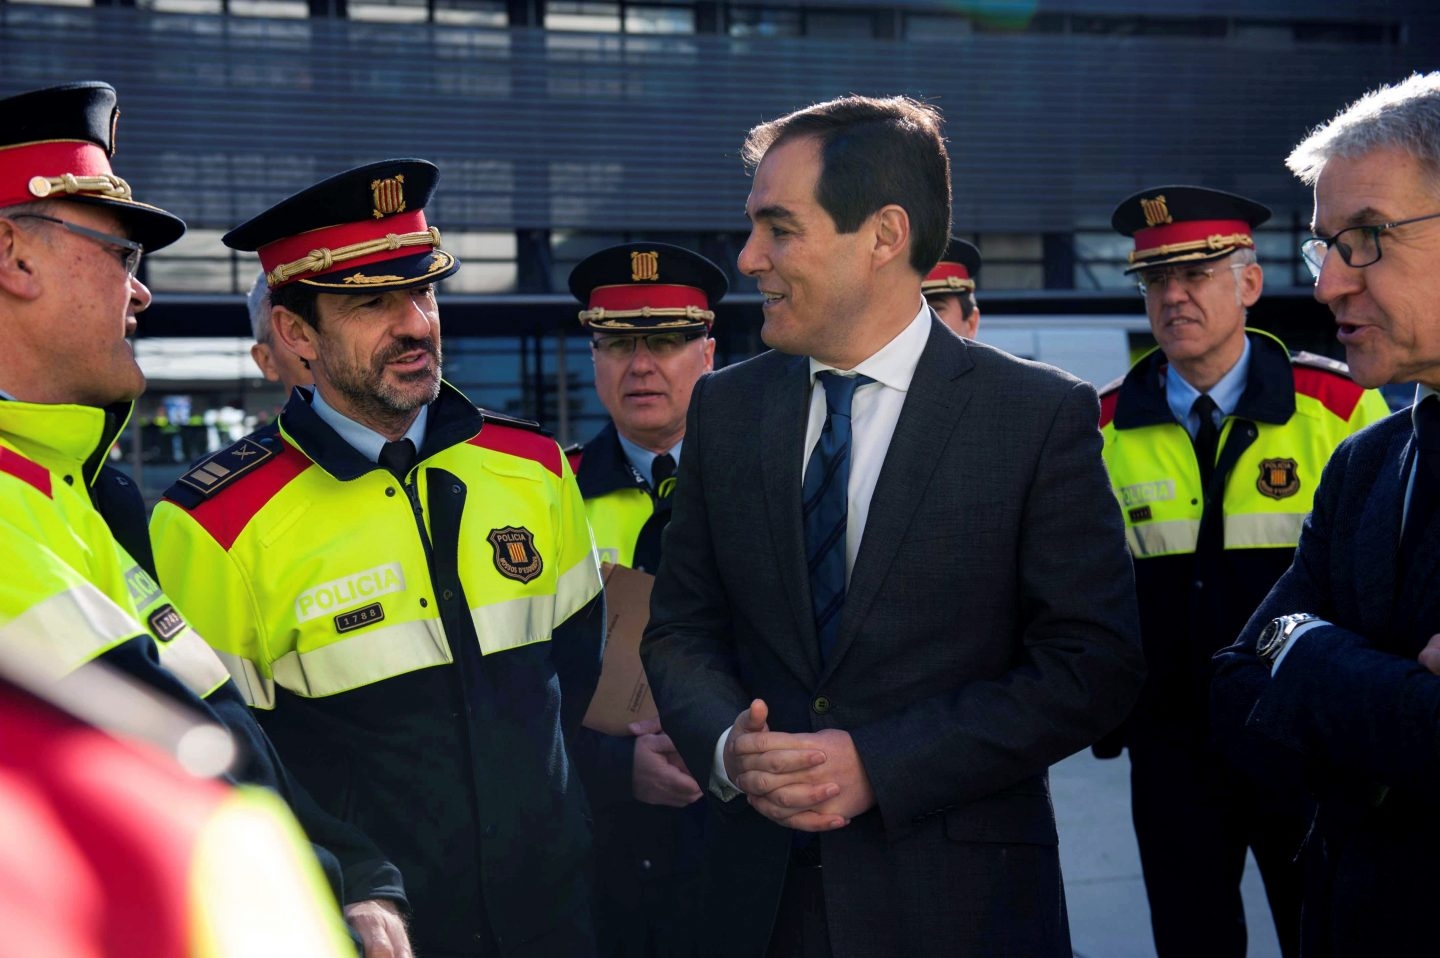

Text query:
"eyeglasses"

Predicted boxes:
[[591, 330, 704, 359], [9, 212, 144, 278], [1299, 210, 1440, 279], [1136, 262, 1246, 296]]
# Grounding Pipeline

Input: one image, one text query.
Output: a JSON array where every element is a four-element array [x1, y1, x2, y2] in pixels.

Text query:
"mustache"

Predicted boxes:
[[378, 338, 440, 365]]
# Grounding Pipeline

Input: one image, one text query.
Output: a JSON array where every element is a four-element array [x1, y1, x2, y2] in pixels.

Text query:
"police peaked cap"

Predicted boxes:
[[569, 242, 728, 333], [0, 81, 185, 252], [224, 158, 460, 292], [1112, 185, 1271, 274], [922, 237, 981, 295]]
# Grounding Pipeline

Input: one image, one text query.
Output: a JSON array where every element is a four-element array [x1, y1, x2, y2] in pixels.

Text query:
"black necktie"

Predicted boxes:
[[1192, 394, 1220, 490], [1400, 396, 1440, 579], [379, 438, 416, 481], [802, 371, 873, 665], [651, 453, 676, 500]]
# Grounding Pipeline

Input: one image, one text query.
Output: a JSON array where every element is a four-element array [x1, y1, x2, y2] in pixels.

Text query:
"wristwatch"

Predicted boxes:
[[1256, 613, 1322, 667]]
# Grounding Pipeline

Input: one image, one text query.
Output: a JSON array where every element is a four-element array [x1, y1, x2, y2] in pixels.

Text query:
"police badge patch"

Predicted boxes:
[[1257, 458, 1300, 500], [488, 526, 543, 583]]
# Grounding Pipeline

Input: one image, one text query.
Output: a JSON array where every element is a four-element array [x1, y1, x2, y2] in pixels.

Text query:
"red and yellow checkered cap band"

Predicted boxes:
[[921, 261, 975, 294], [258, 209, 436, 288], [0, 139, 128, 208], [1130, 218, 1254, 266]]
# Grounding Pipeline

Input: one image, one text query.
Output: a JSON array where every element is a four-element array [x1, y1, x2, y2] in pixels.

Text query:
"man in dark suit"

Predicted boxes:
[[1212, 71, 1440, 956], [640, 93, 1146, 958]]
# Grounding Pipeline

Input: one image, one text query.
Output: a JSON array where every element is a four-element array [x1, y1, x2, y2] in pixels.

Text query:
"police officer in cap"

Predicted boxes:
[[1096, 185, 1388, 958], [0, 81, 406, 955], [149, 159, 606, 958], [566, 242, 720, 957], [921, 236, 981, 338]]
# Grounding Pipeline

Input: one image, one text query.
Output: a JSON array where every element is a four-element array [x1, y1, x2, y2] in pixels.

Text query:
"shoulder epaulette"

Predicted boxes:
[[478, 407, 552, 437], [1290, 350, 1353, 379], [163, 422, 282, 511], [471, 413, 563, 478]]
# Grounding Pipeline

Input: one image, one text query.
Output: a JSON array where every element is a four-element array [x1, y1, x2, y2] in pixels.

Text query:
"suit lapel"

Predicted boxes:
[[1355, 427, 1409, 642], [760, 354, 823, 680], [825, 320, 974, 676]]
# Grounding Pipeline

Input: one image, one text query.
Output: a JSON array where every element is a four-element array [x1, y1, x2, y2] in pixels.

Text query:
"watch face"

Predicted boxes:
[[1258, 619, 1283, 657]]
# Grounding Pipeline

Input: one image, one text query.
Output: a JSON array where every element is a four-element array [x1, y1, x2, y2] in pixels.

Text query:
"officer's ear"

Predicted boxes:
[[272, 304, 319, 366], [0, 217, 43, 300], [701, 334, 716, 373], [1238, 262, 1264, 309]]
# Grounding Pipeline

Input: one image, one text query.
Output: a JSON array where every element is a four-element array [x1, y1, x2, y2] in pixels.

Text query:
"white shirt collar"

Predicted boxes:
[[806, 301, 932, 390]]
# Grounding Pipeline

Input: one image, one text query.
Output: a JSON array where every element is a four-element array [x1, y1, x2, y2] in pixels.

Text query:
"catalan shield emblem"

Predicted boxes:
[[371, 174, 407, 219], [488, 526, 544, 583], [1257, 458, 1300, 500], [1140, 194, 1172, 228], [631, 250, 660, 282]]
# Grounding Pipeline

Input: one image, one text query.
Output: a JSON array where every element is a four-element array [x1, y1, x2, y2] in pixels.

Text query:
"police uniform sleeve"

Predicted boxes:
[[149, 499, 275, 709]]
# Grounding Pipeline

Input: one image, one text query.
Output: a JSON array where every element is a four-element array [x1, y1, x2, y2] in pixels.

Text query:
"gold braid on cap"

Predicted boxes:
[[921, 276, 976, 294], [266, 226, 444, 286], [577, 304, 715, 326], [1129, 232, 1254, 265], [28, 172, 133, 201]]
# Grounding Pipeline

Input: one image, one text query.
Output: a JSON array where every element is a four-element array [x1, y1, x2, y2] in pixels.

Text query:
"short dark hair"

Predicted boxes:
[[741, 95, 952, 275], [269, 281, 322, 330]]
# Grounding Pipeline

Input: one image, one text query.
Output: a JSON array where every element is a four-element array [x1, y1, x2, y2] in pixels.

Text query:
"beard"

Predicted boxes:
[[322, 336, 443, 429]]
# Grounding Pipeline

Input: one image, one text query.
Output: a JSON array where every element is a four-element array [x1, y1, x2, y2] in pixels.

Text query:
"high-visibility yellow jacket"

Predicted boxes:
[[0, 398, 230, 695], [150, 382, 606, 957], [568, 420, 670, 574], [1097, 330, 1389, 743]]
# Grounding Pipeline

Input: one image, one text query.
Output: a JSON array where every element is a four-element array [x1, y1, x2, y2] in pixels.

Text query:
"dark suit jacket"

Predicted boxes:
[[641, 317, 1145, 958], [1213, 408, 1440, 957]]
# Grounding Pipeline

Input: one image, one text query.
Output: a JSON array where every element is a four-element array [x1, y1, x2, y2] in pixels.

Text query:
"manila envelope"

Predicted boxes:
[[581, 562, 659, 736]]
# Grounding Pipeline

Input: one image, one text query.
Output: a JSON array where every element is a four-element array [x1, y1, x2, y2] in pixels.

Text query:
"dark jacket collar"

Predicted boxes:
[[278, 380, 482, 481], [574, 420, 649, 500], [1113, 329, 1296, 430]]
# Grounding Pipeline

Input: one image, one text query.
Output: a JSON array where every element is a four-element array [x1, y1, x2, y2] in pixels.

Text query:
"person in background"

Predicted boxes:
[[1097, 184, 1388, 958], [921, 235, 981, 338], [565, 241, 720, 956]]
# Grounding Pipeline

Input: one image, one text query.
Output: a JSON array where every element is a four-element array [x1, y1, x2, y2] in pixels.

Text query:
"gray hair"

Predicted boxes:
[[1287, 72, 1440, 191], [246, 270, 271, 344]]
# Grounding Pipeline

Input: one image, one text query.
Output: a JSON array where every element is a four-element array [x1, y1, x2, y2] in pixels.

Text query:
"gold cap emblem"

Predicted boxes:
[[371, 174, 406, 219], [630, 250, 659, 282], [1140, 195, 1172, 228]]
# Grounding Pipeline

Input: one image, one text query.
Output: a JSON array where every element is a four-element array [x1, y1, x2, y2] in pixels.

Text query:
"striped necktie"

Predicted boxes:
[[803, 371, 873, 665]]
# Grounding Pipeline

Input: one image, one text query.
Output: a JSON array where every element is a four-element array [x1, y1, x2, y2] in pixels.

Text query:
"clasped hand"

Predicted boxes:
[[722, 699, 875, 832]]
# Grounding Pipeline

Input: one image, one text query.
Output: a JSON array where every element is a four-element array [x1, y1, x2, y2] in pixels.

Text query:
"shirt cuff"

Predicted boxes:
[[709, 727, 742, 801], [1271, 619, 1328, 674]]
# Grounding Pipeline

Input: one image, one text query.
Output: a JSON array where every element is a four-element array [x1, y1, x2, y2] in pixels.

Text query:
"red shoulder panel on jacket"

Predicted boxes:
[[470, 422, 563, 477], [0, 447, 51, 498], [1292, 364, 1365, 421], [172, 443, 311, 551], [1098, 389, 1121, 430]]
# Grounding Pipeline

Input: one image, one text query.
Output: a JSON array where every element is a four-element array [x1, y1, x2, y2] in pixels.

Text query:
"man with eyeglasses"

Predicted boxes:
[[1213, 72, 1440, 955], [1098, 185, 1387, 958], [564, 242, 718, 958], [0, 81, 377, 953]]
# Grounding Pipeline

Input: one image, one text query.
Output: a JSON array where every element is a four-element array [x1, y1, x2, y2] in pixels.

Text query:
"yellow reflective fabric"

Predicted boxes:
[[582, 487, 653, 569], [189, 787, 352, 958], [1102, 360, 1391, 558], [152, 423, 604, 700], [0, 581, 137, 678]]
